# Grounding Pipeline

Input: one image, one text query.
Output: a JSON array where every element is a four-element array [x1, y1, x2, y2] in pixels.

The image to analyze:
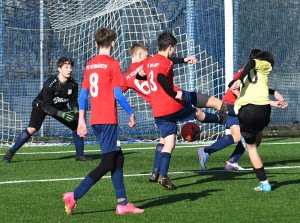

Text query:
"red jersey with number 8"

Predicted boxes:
[[143, 54, 183, 117], [82, 54, 123, 125]]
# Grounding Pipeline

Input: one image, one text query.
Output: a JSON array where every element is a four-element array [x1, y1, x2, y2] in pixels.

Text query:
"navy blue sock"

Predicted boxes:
[[203, 112, 222, 123], [117, 200, 128, 206], [159, 152, 171, 177], [72, 132, 84, 156], [228, 141, 245, 163], [11, 129, 32, 152], [152, 143, 164, 173], [205, 134, 234, 154], [73, 176, 95, 201], [111, 168, 127, 200]]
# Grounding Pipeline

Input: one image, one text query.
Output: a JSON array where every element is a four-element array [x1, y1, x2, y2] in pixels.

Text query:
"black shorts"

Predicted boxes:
[[28, 101, 78, 132], [238, 104, 271, 144]]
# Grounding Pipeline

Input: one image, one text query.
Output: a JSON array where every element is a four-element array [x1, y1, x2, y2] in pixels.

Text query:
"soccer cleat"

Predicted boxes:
[[157, 174, 176, 190], [240, 137, 248, 154], [197, 147, 209, 171], [254, 183, 272, 192], [149, 171, 159, 182], [63, 192, 77, 215], [219, 101, 229, 124], [76, 155, 92, 161], [224, 161, 245, 171], [116, 203, 144, 214], [3, 150, 15, 163]]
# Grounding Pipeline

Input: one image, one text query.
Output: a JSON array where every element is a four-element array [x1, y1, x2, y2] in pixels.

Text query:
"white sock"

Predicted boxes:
[[261, 180, 269, 185]]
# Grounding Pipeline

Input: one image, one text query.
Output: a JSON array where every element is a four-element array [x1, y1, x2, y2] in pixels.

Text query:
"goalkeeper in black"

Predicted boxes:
[[3, 57, 92, 163]]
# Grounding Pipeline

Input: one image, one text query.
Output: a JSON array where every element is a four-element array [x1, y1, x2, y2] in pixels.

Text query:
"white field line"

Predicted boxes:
[[1, 141, 300, 155], [0, 165, 299, 185]]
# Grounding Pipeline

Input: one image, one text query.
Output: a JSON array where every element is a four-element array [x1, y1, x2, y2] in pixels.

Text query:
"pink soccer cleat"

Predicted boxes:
[[116, 203, 144, 214], [63, 192, 77, 215]]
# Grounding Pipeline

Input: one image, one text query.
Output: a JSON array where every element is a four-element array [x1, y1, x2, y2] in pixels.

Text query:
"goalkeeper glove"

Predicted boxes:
[[57, 110, 75, 122], [72, 107, 79, 119]]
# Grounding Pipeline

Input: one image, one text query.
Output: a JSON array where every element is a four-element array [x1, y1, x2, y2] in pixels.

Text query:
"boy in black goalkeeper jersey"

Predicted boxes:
[[3, 57, 92, 163]]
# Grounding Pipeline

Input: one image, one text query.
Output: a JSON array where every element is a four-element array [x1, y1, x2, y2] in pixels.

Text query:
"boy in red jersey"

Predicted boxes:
[[62, 28, 144, 215], [123, 43, 200, 183], [197, 49, 287, 171], [141, 33, 228, 189]]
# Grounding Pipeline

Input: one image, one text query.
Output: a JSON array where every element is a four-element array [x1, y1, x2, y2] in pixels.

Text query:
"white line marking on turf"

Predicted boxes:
[[1, 141, 300, 156], [1, 165, 299, 185]]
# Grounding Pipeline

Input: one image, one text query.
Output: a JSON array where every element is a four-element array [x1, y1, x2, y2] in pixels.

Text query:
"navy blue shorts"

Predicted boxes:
[[154, 91, 197, 138], [92, 124, 121, 154], [225, 104, 239, 129]]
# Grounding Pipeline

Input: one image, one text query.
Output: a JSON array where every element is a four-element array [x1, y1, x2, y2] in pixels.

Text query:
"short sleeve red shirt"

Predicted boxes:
[[122, 61, 152, 105], [143, 54, 183, 117], [222, 68, 243, 105], [82, 55, 123, 125]]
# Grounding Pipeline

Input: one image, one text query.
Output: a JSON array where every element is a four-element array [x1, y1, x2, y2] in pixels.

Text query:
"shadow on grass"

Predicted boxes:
[[8, 151, 138, 163], [137, 189, 222, 209]]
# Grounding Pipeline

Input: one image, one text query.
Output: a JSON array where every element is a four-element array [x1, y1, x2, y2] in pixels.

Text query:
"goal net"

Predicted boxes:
[[0, 0, 226, 146]]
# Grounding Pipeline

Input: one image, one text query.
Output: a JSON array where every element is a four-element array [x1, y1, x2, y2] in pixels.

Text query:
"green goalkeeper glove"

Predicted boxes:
[[57, 110, 75, 122]]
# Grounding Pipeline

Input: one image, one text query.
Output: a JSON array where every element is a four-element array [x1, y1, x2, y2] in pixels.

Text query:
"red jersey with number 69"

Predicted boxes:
[[82, 54, 123, 125], [122, 61, 152, 105], [222, 68, 243, 105], [143, 54, 183, 117]]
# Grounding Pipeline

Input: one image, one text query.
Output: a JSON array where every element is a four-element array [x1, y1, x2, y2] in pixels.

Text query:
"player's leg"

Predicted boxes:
[[112, 150, 144, 214], [149, 137, 164, 182], [225, 123, 245, 170], [239, 104, 271, 191], [196, 92, 228, 124], [157, 134, 176, 189], [194, 108, 224, 124], [3, 104, 44, 163], [55, 110, 92, 161]]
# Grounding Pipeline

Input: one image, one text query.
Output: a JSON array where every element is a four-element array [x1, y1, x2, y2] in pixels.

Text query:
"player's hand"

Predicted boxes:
[[73, 108, 79, 119], [184, 56, 198, 64], [270, 100, 288, 108], [128, 113, 136, 128], [77, 121, 87, 138], [230, 79, 241, 91], [57, 110, 75, 122], [175, 90, 183, 100], [274, 91, 284, 101]]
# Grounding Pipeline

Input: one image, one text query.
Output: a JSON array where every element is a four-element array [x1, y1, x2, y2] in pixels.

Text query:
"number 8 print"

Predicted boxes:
[[90, 73, 98, 97]]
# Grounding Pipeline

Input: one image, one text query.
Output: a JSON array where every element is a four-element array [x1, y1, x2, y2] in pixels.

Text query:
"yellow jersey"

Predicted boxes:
[[234, 59, 272, 114]]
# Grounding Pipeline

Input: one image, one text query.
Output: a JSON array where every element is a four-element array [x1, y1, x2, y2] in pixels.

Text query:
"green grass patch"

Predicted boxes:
[[0, 138, 299, 222]]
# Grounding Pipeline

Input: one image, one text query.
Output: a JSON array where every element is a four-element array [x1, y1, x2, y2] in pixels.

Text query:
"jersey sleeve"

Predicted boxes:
[[41, 80, 59, 116], [121, 74, 129, 92], [69, 81, 79, 109], [81, 67, 90, 90]]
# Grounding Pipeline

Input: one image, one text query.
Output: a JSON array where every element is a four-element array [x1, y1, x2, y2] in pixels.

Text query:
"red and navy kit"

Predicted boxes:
[[222, 68, 243, 105], [122, 61, 152, 105], [143, 54, 183, 117], [82, 55, 123, 125]]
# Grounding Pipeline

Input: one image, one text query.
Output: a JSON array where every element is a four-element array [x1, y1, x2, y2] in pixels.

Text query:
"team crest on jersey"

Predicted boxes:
[[67, 89, 72, 95]]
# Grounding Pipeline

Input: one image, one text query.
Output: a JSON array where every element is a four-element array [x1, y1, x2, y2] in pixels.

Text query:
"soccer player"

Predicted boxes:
[[230, 51, 281, 192], [141, 33, 228, 189], [63, 28, 144, 215], [197, 49, 288, 171], [3, 57, 92, 163], [123, 43, 226, 184]]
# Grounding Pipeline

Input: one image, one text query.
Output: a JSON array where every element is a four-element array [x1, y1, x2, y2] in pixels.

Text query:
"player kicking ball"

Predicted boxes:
[[3, 57, 92, 163]]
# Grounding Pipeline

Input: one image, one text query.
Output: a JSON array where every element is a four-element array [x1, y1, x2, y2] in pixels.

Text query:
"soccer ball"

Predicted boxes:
[[181, 122, 201, 142]]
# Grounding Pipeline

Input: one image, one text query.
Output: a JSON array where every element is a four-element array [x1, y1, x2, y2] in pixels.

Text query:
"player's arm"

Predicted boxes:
[[41, 81, 60, 117], [77, 88, 89, 137], [157, 73, 182, 100], [170, 56, 197, 64], [114, 87, 136, 127], [230, 60, 255, 90], [69, 82, 79, 116]]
